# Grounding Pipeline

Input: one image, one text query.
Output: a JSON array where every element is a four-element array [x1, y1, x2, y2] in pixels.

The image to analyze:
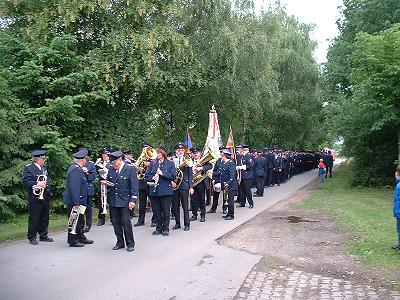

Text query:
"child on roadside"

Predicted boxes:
[[392, 165, 400, 250], [318, 159, 326, 182]]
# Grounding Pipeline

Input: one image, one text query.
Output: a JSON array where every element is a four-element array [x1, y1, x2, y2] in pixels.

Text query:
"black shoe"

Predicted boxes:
[[249, 204, 254, 209], [152, 230, 161, 235], [112, 244, 124, 250], [39, 236, 53, 242], [134, 222, 144, 227], [162, 231, 169, 236], [190, 215, 197, 221], [29, 239, 38, 245], [184, 226, 190, 231], [80, 239, 94, 244], [97, 219, 105, 226], [151, 222, 157, 227], [236, 204, 245, 208], [200, 216, 205, 222], [69, 242, 85, 247], [127, 244, 135, 252], [224, 216, 234, 220], [207, 209, 216, 213], [84, 226, 91, 233], [172, 225, 181, 230]]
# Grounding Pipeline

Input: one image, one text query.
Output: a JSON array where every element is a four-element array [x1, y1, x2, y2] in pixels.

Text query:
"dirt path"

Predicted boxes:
[[218, 179, 400, 299]]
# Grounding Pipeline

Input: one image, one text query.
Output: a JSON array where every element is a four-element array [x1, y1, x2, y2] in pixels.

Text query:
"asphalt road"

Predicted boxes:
[[0, 168, 323, 300]]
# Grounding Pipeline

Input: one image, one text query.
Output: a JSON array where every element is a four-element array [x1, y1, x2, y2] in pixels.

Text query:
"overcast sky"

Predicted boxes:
[[255, 0, 343, 64]]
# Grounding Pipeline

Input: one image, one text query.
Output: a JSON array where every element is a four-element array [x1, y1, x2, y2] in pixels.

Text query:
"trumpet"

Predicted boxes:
[[32, 174, 47, 200], [100, 180, 114, 214], [68, 205, 86, 234], [135, 147, 157, 180], [173, 155, 193, 190]]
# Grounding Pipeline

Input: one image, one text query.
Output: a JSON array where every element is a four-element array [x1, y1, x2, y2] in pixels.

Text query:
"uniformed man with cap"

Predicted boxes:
[[208, 146, 225, 214], [106, 150, 138, 252], [190, 147, 213, 222], [63, 148, 94, 247], [220, 148, 238, 220], [254, 149, 267, 197], [171, 142, 193, 231], [95, 147, 111, 226], [146, 146, 177, 236], [237, 144, 255, 208], [22, 149, 54, 245]]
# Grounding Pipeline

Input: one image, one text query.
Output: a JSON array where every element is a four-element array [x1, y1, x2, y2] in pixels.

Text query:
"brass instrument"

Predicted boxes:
[[222, 183, 229, 208], [95, 158, 109, 180], [32, 174, 47, 200], [173, 155, 193, 190], [68, 205, 86, 234], [135, 147, 157, 180], [193, 148, 219, 187], [100, 180, 114, 214]]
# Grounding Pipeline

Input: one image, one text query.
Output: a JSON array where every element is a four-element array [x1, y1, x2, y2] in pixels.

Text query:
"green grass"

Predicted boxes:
[[299, 163, 400, 280], [0, 213, 67, 243]]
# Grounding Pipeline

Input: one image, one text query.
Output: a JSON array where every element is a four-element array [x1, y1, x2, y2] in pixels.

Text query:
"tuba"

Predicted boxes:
[[193, 147, 218, 187], [135, 147, 157, 180], [68, 205, 86, 234], [32, 174, 47, 200], [173, 155, 193, 190]]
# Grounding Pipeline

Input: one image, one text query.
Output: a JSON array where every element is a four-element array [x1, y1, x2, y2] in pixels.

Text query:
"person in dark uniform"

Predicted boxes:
[[146, 146, 177, 236], [221, 148, 238, 220], [265, 149, 275, 186], [237, 145, 255, 208], [171, 142, 193, 231], [63, 148, 94, 247], [235, 145, 243, 203], [208, 147, 224, 214], [190, 147, 213, 222], [324, 150, 334, 178], [106, 150, 138, 252], [123, 149, 139, 219], [273, 151, 283, 186], [254, 149, 267, 197], [83, 153, 97, 233], [134, 144, 153, 227], [95, 147, 111, 226], [22, 150, 53, 245]]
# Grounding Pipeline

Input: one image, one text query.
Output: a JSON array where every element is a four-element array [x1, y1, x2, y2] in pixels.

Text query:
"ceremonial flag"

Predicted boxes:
[[203, 105, 223, 158], [183, 127, 193, 154], [226, 126, 237, 163]]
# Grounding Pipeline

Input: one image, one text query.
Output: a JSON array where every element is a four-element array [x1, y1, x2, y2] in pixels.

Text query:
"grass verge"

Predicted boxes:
[[0, 213, 66, 243], [299, 163, 399, 281]]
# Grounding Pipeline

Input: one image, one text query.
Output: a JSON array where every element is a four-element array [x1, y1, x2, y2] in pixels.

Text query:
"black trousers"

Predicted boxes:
[[325, 166, 333, 178], [266, 168, 273, 186], [84, 195, 93, 227], [211, 191, 221, 211], [273, 169, 281, 185], [28, 199, 50, 241], [227, 190, 235, 217], [137, 189, 148, 224], [240, 179, 254, 206], [67, 205, 85, 245], [172, 189, 190, 227], [110, 206, 134, 247], [150, 195, 172, 233], [255, 176, 265, 196], [192, 184, 206, 217], [206, 188, 211, 205]]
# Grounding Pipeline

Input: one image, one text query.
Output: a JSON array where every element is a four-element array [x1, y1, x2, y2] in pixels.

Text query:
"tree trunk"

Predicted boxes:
[[165, 110, 173, 146]]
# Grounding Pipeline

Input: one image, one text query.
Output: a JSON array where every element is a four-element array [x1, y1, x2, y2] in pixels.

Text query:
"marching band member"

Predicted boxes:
[[208, 147, 225, 214], [190, 147, 212, 222], [95, 147, 111, 226], [83, 151, 97, 233], [123, 148, 139, 219], [221, 148, 238, 220], [146, 146, 177, 236], [22, 150, 53, 245], [106, 150, 138, 252], [63, 148, 94, 247], [237, 144, 255, 208], [253, 149, 267, 197], [172, 142, 193, 231]]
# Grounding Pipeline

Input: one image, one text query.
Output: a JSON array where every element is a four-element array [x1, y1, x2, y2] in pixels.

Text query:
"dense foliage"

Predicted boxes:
[[323, 0, 400, 186], [0, 0, 322, 220]]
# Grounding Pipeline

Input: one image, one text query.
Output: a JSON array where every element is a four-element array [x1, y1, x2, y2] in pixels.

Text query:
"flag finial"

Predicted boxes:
[[211, 104, 215, 112]]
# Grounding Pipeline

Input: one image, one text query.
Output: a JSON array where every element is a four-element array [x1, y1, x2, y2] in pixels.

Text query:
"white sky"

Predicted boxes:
[[255, 0, 343, 64]]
